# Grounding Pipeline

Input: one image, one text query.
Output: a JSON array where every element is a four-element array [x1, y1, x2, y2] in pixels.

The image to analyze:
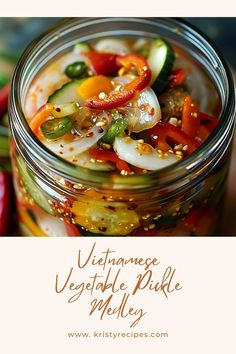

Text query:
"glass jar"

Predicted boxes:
[[9, 18, 235, 237]]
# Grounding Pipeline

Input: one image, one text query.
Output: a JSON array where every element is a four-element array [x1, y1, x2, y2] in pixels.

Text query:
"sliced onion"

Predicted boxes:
[[113, 76, 161, 132], [114, 137, 178, 171], [94, 38, 130, 54], [174, 54, 218, 112], [127, 87, 161, 132], [35, 209, 67, 237], [44, 125, 107, 159], [25, 51, 88, 118], [75, 151, 115, 171]]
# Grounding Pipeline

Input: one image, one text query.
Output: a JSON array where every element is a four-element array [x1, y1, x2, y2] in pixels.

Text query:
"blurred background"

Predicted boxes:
[[0, 18, 236, 235], [0, 18, 236, 68]]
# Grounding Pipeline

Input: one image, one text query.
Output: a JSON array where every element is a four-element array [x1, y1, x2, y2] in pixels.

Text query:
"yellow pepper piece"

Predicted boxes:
[[18, 209, 46, 237], [77, 75, 113, 99]]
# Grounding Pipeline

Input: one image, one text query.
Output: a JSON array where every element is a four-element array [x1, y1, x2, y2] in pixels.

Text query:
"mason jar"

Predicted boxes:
[[9, 18, 235, 237]]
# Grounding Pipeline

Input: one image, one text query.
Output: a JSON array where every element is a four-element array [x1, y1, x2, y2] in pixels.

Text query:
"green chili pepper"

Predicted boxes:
[[65, 61, 87, 79], [0, 126, 9, 137], [102, 118, 128, 144], [0, 136, 10, 157], [137, 47, 150, 58], [0, 51, 20, 63], [40, 117, 73, 140], [0, 73, 10, 89]]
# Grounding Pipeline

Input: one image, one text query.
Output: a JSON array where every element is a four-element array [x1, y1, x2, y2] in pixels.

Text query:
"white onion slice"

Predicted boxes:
[[128, 87, 161, 132], [35, 210, 67, 237], [114, 137, 178, 171], [44, 125, 107, 159], [94, 38, 130, 54], [113, 76, 161, 132], [174, 54, 218, 112]]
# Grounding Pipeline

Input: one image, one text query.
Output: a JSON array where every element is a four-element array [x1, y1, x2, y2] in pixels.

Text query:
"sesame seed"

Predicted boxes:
[[176, 151, 183, 156], [90, 158, 96, 163], [169, 117, 178, 126], [149, 223, 156, 230], [153, 214, 162, 220], [100, 142, 111, 150], [120, 170, 128, 176], [141, 214, 151, 220], [96, 121, 105, 127], [174, 144, 183, 151], [98, 92, 106, 99], [182, 145, 189, 151], [73, 183, 84, 189]]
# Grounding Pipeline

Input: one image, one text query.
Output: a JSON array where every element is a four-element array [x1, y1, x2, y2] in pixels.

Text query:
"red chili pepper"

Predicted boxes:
[[0, 171, 12, 236], [85, 54, 151, 110], [84, 52, 119, 76], [195, 113, 218, 144], [88, 147, 131, 173], [181, 206, 215, 231], [65, 223, 81, 237], [0, 84, 10, 117], [181, 95, 200, 139], [167, 69, 185, 89], [147, 122, 199, 154], [116, 158, 132, 173]]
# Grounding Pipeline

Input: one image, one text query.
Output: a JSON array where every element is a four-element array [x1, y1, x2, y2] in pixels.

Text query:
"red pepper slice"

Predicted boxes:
[[0, 172, 12, 236], [85, 54, 151, 110], [84, 52, 119, 76], [181, 95, 200, 139], [65, 223, 81, 237], [195, 113, 218, 144], [0, 84, 10, 117], [116, 158, 132, 173], [180, 206, 215, 233], [167, 69, 185, 89], [88, 147, 131, 173], [147, 122, 199, 154]]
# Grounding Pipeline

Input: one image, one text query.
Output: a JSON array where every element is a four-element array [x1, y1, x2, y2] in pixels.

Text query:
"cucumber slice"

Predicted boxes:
[[48, 79, 87, 105], [148, 38, 175, 93], [71, 200, 140, 236], [73, 42, 91, 54], [78, 226, 104, 236], [17, 156, 55, 215], [76, 151, 115, 171]]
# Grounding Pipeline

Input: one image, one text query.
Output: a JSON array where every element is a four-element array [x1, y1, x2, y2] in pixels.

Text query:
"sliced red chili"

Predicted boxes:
[[65, 223, 81, 237], [147, 121, 199, 154], [0, 84, 10, 117], [167, 69, 185, 89], [85, 54, 151, 110], [116, 158, 132, 173], [88, 148, 118, 163], [84, 52, 119, 76], [0, 171, 12, 236], [181, 95, 200, 139]]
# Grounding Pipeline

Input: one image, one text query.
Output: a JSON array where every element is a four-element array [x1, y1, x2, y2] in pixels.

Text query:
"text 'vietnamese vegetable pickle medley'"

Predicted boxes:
[[11, 31, 228, 237]]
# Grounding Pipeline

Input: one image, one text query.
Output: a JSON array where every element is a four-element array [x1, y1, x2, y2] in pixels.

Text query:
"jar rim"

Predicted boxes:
[[9, 17, 236, 191]]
